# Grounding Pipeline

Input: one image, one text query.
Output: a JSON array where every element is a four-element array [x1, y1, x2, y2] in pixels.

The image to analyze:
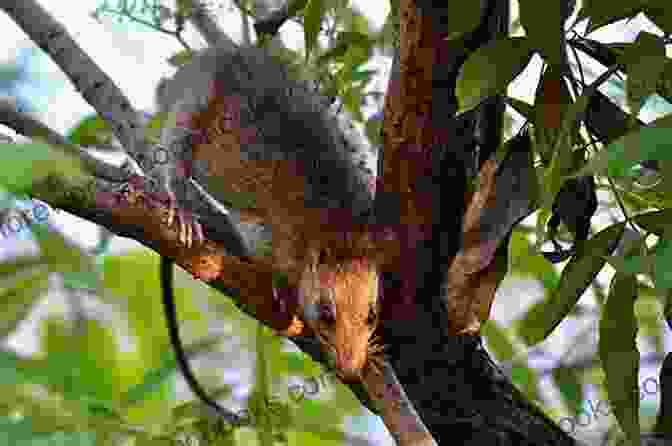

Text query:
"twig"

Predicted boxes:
[[252, 0, 306, 39], [363, 361, 438, 446], [187, 0, 237, 50], [94, 4, 191, 51], [0, 98, 131, 182], [0, 0, 149, 164]]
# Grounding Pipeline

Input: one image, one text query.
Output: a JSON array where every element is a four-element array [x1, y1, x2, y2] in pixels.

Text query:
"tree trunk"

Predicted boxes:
[[378, 1, 581, 443]]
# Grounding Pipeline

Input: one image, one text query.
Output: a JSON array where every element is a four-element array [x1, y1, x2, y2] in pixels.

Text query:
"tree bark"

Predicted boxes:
[[376, 1, 582, 443]]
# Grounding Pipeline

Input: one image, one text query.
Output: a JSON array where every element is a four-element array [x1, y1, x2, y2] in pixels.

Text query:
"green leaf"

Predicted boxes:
[[457, 37, 535, 114], [102, 252, 207, 424], [553, 366, 584, 416], [294, 398, 343, 427], [341, 85, 364, 121], [542, 133, 574, 210], [143, 112, 166, 143], [0, 143, 86, 195], [510, 361, 542, 402], [652, 238, 672, 290], [634, 292, 665, 353], [582, 110, 672, 179], [0, 417, 36, 443], [66, 114, 113, 147], [506, 96, 534, 121], [633, 209, 672, 237], [166, 49, 195, 67], [509, 229, 560, 290], [280, 351, 313, 374], [656, 58, 672, 103], [120, 350, 177, 407], [519, 0, 565, 67], [599, 273, 640, 445], [442, 0, 484, 41], [30, 224, 93, 276], [61, 269, 99, 290], [517, 222, 625, 345], [663, 288, 672, 328], [121, 334, 228, 406], [0, 349, 30, 385], [540, 77, 601, 208], [287, 0, 309, 17], [481, 320, 517, 362], [304, 0, 326, 59], [576, 0, 646, 34], [607, 249, 652, 278], [318, 32, 371, 65], [0, 265, 50, 339], [350, 68, 377, 83], [291, 429, 344, 446], [0, 381, 90, 433], [41, 317, 121, 405], [644, 1, 672, 35], [622, 31, 667, 117], [365, 113, 383, 147]]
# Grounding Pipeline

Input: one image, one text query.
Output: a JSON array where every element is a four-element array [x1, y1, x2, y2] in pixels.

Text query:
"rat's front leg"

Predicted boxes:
[[120, 115, 206, 248], [145, 128, 205, 247]]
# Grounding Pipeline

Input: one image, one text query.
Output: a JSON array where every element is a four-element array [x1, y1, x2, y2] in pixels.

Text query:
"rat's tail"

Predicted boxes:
[[160, 256, 242, 424]]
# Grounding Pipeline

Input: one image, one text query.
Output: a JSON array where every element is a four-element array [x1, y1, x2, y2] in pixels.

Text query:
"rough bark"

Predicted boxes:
[[375, 0, 582, 444]]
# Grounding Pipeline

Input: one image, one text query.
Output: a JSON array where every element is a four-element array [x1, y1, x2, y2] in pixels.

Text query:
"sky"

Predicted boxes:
[[0, 1, 671, 444]]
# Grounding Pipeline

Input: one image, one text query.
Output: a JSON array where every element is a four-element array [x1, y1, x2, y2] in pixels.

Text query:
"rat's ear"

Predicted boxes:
[[368, 226, 400, 269]]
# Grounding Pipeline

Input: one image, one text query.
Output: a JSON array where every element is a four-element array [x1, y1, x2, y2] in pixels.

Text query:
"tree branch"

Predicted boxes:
[[186, 0, 237, 50], [0, 0, 149, 164], [374, 0, 582, 443], [0, 98, 131, 182], [0, 0, 253, 258]]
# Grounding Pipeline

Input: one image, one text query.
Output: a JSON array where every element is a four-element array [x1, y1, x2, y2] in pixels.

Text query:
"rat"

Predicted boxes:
[[142, 44, 384, 390]]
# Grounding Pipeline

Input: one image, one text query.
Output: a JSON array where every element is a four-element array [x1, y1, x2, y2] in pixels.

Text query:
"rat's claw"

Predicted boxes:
[[146, 188, 203, 247], [116, 176, 205, 248], [172, 205, 204, 248]]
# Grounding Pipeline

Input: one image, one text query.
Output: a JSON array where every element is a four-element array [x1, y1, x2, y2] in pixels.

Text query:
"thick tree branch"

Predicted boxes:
[[22, 166, 423, 444], [373, 0, 583, 444]]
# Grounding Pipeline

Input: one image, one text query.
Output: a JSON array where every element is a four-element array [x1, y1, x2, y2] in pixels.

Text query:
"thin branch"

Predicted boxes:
[[606, 176, 640, 234], [93, 5, 191, 51], [580, 98, 641, 236], [252, 0, 305, 39], [0, 98, 130, 182], [1, 0, 251, 256], [363, 362, 438, 446], [0, 0, 149, 164], [187, 0, 237, 50]]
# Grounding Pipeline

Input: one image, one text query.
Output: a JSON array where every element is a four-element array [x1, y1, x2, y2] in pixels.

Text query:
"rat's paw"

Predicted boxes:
[[150, 189, 204, 248], [95, 174, 147, 208], [99, 175, 204, 248]]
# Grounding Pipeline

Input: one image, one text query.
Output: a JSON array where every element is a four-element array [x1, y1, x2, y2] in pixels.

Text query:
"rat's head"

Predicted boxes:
[[298, 252, 381, 383]]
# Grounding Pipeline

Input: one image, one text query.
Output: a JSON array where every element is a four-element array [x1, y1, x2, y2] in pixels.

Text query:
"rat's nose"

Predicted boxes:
[[335, 350, 363, 383]]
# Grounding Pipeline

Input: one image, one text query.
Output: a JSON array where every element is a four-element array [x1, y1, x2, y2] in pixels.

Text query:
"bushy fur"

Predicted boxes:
[[153, 44, 385, 381]]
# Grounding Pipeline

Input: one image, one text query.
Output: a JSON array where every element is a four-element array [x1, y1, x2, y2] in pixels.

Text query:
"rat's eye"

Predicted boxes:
[[318, 298, 336, 324], [318, 249, 327, 264], [366, 304, 377, 325]]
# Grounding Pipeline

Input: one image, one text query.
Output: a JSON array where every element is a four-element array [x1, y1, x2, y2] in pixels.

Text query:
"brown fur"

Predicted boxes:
[[298, 256, 380, 382], [190, 89, 383, 381]]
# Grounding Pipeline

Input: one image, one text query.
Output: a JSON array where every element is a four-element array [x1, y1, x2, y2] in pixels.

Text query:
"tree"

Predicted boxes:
[[0, 0, 670, 445]]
